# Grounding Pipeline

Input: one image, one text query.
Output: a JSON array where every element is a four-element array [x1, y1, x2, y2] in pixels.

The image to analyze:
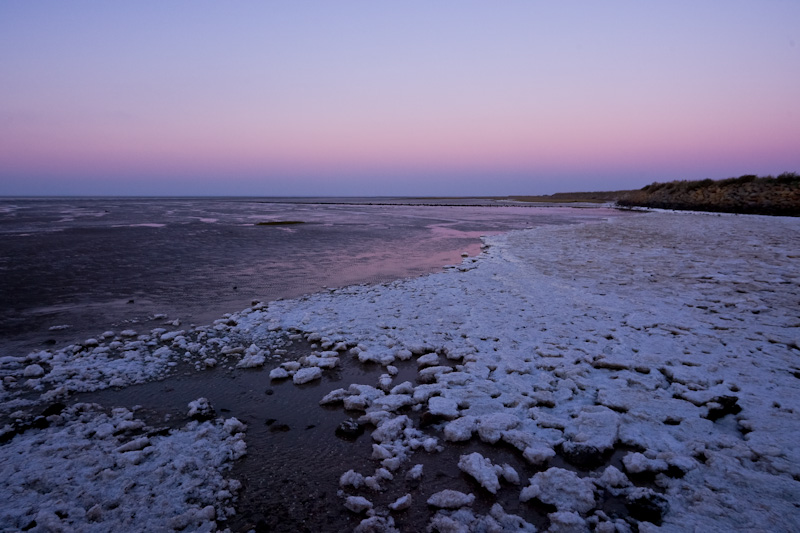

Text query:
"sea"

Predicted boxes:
[[0, 196, 619, 358]]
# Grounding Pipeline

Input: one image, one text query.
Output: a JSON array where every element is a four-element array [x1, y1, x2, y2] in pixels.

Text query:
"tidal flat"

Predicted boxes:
[[2, 201, 799, 532]]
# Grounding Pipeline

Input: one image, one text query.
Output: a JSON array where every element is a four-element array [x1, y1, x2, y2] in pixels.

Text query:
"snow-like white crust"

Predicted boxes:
[[4, 212, 800, 530], [520, 467, 596, 513], [0, 403, 246, 531]]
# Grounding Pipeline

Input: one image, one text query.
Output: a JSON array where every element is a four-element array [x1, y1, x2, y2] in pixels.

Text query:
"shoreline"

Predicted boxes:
[[2, 211, 799, 531]]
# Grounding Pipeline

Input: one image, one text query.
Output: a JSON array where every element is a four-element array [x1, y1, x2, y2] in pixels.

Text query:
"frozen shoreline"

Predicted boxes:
[[2, 211, 800, 531]]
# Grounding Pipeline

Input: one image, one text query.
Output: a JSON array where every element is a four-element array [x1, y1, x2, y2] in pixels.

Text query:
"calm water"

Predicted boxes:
[[0, 197, 618, 357]]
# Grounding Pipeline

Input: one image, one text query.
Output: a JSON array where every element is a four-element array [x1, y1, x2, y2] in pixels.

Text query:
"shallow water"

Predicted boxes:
[[0, 197, 618, 357]]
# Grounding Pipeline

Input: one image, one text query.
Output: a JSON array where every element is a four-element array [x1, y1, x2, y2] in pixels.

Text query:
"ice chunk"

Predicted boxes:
[[598, 465, 630, 489], [477, 413, 519, 443], [622, 452, 669, 474], [354, 516, 399, 533], [406, 464, 423, 481], [340, 469, 365, 489], [496, 463, 519, 485], [23, 364, 45, 378], [427, 489, 475, 509], [443, 416, 477, 442], [269, 367, 290, 380], [115, 437, 150, 453], [428, 396, 459, 419], [320, 388, 349, 405], [187, 398, 215, 421], [562, 405, 620, 456], [458, 452, 501, 493], [389, 493, 412, 511], [390, 381, 414, 395], [520, 467, 595, 514], [222, 417, 247, 435], [344, 495, 373, 514], [293, 367, 323, 384], [417, 352, 440, 367], [372, 394, 413, 412], [371, 415, 411, 443], [236, 352, 266, 368], [548, 511, 587, 532], [306, 355, 339, 368]]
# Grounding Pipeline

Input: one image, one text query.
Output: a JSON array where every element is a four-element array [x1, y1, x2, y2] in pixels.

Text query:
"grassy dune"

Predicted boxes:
[[617, 173, 800, 216]]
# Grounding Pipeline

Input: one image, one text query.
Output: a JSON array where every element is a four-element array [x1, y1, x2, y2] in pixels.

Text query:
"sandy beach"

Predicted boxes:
[[2, 210, 799, 532]]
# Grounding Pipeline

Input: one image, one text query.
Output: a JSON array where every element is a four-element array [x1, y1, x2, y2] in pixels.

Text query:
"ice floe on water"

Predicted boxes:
[[2, 212, 800, 531]]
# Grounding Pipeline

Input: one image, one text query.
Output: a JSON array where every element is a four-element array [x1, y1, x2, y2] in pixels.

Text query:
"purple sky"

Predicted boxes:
[[1, 2, 798, 196]]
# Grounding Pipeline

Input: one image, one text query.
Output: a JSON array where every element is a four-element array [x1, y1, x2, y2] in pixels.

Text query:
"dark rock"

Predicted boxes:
[[31, 416, 49, 429], [626, 491, 669, 525], [335, 418, 364, 440], [269, 424, 290, 433], [419, 410, 445, 428], [0, 426, 18, 444], [704, 395, 741, 421], [42, 402, 66, 417], [559, 442, 609, 470], [265, 418, 276, 426], [265, 388, 274, 396]]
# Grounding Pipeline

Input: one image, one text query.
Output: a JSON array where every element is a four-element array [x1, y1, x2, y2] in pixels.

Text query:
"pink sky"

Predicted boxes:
[[1, 2, 798, 196]]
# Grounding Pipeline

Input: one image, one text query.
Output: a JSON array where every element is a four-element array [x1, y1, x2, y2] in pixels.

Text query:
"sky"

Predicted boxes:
[[1, 2, 799, 197]]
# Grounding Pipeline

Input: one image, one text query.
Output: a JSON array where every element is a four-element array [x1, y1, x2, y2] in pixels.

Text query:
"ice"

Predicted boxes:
[[5, 211, 800, 530], [292, 366, 323, 384], [547, 511, 587, 532], [0, 404, 246, 531], [406, 463, 423, 481], [457, 452, 501, 493], [417, 352, 440, 367], [427, 489, 475, 509], [344, 495, 373, 514], [22, 364, 44, 378], [269, 367, 290, 380], [520, 467, 596, 514], [428, 396, 459, 419], [443, 415, 477, 442], [427, 504, 536, 532], [354, 516, 400, 533], [340, 469, 366, 488], [476, 413, 519, 444], [388, 493, 412, 511], [187, 397, 215, 420], [372, 394, 413, 412]]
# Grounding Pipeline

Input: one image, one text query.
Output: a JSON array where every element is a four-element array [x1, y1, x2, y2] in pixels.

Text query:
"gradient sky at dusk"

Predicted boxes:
[[1, 2, 799, 196]]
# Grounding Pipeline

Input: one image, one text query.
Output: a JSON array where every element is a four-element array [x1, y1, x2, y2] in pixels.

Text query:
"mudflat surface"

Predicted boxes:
[[0, 198, 617, 357]]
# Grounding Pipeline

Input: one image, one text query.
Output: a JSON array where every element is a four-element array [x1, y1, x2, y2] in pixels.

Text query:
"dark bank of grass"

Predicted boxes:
[[617, 173, 800, 216], [256, 220, 306, 226]]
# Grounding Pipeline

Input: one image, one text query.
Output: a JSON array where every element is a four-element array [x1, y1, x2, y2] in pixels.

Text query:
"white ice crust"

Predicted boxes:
[[0, 403, 246, 531], [3, 212, 800, 531]]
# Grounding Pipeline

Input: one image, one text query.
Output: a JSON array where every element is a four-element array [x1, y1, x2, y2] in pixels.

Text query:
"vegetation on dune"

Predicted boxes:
[[503, 190, 634, 204], [617, 173, 799, 216]]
